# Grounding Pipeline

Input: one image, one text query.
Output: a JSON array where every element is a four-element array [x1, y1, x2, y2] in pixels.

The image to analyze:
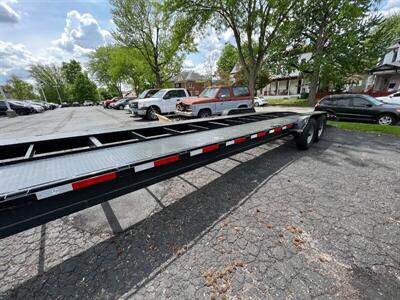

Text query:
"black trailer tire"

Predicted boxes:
[[146, 106, 161, 120], [314, 115, 326, 142], [295, 118, 317, 150]]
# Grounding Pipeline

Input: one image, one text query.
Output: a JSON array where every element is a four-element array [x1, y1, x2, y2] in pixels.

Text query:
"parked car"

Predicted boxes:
[[176, 86, 253, 118], [0, 100, 32, 115], [25, 101, 45, 113], [253, 96, 266, 107], [130, 88, 194, 120], [72, 102, 80, 107], [103, 96, 122, 108], [111, 98, 133, 110], [376, 92, 400, 105], [315, 94, 400, 125], [83, 100, 94, 106], [61, 102, 71, 107]]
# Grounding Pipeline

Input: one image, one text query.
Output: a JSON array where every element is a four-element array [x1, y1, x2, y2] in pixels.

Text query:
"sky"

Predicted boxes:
[[0, 0, 399, 86]]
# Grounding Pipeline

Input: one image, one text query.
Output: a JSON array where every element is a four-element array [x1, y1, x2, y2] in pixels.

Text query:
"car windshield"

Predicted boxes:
[[138, 90, 149, 98], [199, 88, 219, 98], [152, 89, 167, 98], [363, 95, 383, 106]]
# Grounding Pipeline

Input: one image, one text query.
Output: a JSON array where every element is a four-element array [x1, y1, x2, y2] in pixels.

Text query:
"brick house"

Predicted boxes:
[[172, 71, 207, 96]]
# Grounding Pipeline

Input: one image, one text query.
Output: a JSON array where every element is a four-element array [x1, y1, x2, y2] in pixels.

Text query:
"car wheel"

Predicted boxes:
[[254, 102, 260, 107], [198, 109, 211, 118], [119, 106, 124, 110], [314, 115, 326, 142], [377, 114, 395, 126], [146, 106, 160, 120], [295, 118, 317, 150]]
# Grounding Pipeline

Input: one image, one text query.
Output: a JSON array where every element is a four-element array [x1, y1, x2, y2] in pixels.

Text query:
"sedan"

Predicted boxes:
[[253, 96, 266, 107], [315, 94, 400, 125]]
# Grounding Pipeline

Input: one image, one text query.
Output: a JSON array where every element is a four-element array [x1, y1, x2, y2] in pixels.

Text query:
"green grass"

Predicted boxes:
[[266, 98, 312, 107], [327, 121, 400, 136]]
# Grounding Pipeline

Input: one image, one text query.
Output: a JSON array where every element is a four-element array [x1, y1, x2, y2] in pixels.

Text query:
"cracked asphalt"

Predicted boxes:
[[0, 107, 399, 299]]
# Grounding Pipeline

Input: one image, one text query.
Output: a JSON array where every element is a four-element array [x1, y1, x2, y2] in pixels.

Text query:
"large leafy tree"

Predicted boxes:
[[167, 0, 299, 96], [72, 72, 99, 102], [88, 46, 124, 95], [111, 0, 196, 88], [217, 43, 239, 83], [61, 60, 82, 85], [292, 0, 381, 103], [30, 64, 67, 103], [4, 75, 37, 99], [89, 46, 154, 94]]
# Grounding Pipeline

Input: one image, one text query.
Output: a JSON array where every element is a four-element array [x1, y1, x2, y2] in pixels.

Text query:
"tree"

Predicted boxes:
[[4, 75, 37, 99], [89, 46, 124, 95], [72, 72, 98, 102], [30, 64, 67, 103], [61, 60, 82, 85], [293, 0, 381, 103], [167, 0, 299, 96], [373, 14, 400, 50], [217, 43, 239, 83], [111, 0, 196, 87]]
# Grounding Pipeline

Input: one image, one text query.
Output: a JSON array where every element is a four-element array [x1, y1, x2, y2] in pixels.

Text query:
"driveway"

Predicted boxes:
[[0, 126, 399, 299]]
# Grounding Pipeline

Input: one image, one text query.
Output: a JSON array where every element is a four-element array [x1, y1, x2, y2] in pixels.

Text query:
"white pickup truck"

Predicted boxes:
[[130, 88, 194, 120]]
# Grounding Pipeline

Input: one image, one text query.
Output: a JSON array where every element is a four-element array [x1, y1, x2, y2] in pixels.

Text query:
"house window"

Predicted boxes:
[[392, 49, 398, 62]]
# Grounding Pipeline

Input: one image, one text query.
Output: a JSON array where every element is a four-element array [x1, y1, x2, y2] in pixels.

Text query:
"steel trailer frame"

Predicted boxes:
[[0, 111, 325, 239]]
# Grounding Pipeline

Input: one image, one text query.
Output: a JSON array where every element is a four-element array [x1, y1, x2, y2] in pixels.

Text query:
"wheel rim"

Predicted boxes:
[[149, 108, 157, 120], [307, 125, 315, 144], [378, 116, 392, 125], [254, 102, 259, 107]]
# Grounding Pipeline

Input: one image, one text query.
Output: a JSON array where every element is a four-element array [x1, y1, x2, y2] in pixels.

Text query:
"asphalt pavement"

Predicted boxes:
[[0, 106, 399, 299]]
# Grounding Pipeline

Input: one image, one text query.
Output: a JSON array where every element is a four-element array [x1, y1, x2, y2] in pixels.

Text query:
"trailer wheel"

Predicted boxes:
[[314, 115, 326, 142], [295, 118, 317, 150]]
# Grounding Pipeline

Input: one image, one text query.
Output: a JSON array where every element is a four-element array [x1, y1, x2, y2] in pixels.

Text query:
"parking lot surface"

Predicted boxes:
[[0, 107, 399, 299]]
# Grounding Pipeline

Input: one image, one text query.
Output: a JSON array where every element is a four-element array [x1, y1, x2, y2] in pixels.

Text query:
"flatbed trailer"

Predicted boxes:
[[0, 111, 326, 239]]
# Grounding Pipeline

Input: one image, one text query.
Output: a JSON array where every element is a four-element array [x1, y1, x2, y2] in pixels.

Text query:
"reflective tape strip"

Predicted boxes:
[[190, 144, 220, 156], [274, 127, 282, 133], [269, 129, 275, 134], [226, 137, 247, 146], [36, 184, 73, 200], [282, 126, 287, 130], [134, 154, 180, 172], [134, 162, 154, 172], [36, 172, 118, 200], [250, 134, 257, 139], [287, 123, 294, 129], [250, 131, 266, 139], [72, 172, 117, 190]]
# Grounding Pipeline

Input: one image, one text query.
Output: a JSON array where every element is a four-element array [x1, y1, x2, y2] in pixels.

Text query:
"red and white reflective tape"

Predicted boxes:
[[190, 144, 220, 157], [134, 154, 180, 172], [286, 123, 294, 129], [36, 171, 117, 200], [250, 131, 267, 139], [274, 127, 282, 133], [226, 136, 247, 146]]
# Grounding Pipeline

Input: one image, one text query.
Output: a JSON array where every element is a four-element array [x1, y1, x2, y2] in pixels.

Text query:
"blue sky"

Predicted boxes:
[[0, 0, 399, 85]]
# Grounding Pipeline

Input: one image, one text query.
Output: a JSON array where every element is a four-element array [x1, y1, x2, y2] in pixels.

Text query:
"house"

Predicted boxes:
[[172, 71, 207, 96], [229, 53, 312, 97], [368, 39, 400, 92], [263, 53, 312, 97]]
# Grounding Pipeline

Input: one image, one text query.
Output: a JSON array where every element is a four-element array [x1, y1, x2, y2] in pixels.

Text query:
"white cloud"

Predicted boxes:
[[52, 10, 111, 53], [183, 59, 194, 68], [0, 41, 38, 83], [384, 0, 400, 9], [222, 28, 233, 42], [0, 2, 20, 23]]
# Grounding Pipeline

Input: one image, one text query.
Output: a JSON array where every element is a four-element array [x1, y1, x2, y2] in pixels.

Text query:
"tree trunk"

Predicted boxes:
[[247, 71, 256, 106], [155, 71, 162, 89], [308, 70, 319, 104]]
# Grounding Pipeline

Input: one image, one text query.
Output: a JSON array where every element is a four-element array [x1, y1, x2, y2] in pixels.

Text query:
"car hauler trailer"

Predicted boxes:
[[0, 111, 326, 239]]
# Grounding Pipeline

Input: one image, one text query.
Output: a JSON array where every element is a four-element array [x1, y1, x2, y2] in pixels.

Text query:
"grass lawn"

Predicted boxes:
[[328, 121, 400, 136], [266, 98, 313, 107]]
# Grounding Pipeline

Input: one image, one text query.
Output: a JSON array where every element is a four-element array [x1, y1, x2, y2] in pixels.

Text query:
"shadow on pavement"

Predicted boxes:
[[5, 137, 333, 299]]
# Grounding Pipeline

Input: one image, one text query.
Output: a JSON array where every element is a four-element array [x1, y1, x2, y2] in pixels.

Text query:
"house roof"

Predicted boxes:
[[173, 71, 205, 82], [369, 62, 400, 74]]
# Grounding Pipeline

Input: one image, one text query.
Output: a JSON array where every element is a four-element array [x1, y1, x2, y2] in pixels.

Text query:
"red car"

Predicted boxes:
[[103, 97, 122, 108]]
